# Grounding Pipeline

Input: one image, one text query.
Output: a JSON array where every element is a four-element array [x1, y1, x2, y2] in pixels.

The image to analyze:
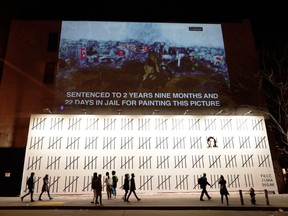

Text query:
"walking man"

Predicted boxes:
[[126, 173, 141, 202], [198, 173, 212, 201], [21, 172, 35, 202]]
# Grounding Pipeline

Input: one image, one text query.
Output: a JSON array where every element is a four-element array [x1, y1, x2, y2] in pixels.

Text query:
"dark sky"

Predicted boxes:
[[1, 1, 287, 49]]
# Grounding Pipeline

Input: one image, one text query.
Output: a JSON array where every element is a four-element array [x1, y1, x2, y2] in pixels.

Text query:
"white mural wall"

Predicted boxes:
[[21, 114, 278, 195]]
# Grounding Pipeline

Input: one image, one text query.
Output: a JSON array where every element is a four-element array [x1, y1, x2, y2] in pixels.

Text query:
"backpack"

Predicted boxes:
[[114, 176, 118, 182], [198, 177, 204, 186]]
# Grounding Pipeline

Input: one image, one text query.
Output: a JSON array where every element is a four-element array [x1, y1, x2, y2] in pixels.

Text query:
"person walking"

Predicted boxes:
[[198, 173, 212, 201], [218, 175, 229, 205], [126, 173, 141, 202], [95, 174, 103, 206], [21, 172, 35, 202], [38, 174, 53, 201], [111, 170, 118, 198], [91, 172, 98, 204], [123, 173, 130, 202]]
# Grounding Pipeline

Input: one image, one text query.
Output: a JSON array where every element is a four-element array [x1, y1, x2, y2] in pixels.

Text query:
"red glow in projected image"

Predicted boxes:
[[56, 21, 232, 111]]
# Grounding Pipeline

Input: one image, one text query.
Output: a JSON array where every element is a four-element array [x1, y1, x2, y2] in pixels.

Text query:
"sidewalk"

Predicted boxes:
[[0, 192, 287, 211]]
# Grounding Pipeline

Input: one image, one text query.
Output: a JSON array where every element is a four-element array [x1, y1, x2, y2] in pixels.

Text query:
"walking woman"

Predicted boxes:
[[218, 175, 229, 205], [39, 174, 53, 200]]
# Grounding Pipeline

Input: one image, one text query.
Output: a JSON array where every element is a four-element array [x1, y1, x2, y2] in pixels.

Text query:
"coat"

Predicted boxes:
[[219, 179, 229, 195]]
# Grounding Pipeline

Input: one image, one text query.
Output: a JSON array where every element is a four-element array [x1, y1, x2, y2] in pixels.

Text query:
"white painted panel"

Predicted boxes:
[[21, 115, 278, 195]]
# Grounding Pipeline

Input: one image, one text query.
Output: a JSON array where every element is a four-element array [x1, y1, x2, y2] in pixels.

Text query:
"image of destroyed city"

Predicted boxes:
[[56, 21, 232, 108]]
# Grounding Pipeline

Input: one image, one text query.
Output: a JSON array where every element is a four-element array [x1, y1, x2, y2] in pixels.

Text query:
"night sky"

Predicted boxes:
[[1, 1, 287, 50]]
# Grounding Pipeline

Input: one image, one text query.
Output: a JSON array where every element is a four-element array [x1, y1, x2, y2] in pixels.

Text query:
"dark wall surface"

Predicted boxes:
[[0, 148, 25, 196]]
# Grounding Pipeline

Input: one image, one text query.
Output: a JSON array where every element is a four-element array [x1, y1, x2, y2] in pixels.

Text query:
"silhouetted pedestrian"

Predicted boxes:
[[111, 170, 118, 198], [91, 172, 97, 204], [21, 172, 35, 202], [123, 173, 130, 202], [198, 173, 212, 201], [95, 174, 103, 206], [218, 175, 229, 205], [39, 174, 52, 201], [127, 173, 141, 202]]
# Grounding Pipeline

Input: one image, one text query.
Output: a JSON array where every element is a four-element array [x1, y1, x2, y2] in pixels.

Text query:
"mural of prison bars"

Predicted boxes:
[[21, 115, 278, 195]]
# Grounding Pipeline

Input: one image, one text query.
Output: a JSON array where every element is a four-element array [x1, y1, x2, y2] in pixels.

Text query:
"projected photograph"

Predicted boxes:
[[57, 21, 231, 109]]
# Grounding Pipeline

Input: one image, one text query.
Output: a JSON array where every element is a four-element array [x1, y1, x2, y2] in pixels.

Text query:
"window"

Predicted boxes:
[[47, 32, 59, 52], [43, 62, 55, 84]]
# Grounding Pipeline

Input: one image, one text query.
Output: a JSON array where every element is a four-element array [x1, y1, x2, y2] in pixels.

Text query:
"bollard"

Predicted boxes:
[[239, 190, 244, 205], [249, 187, 256, 204], [264, 189, 270, 205]]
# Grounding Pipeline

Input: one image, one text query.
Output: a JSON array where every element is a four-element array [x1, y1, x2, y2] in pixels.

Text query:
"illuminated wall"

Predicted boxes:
[[21, 114, 278, 195]]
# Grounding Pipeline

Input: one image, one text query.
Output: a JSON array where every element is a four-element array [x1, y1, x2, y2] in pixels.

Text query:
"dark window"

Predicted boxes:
[[43, 62, 55, 84], [47, 32, 59, 52]]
